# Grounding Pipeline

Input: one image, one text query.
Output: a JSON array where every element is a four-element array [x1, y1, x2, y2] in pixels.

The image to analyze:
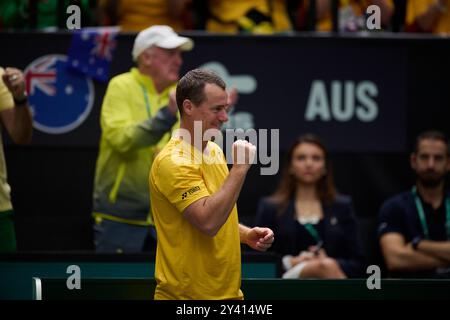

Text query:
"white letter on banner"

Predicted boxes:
[[356, 81, 378, 122], [305, 80, 331, 121], [331, 81, 355, 121]]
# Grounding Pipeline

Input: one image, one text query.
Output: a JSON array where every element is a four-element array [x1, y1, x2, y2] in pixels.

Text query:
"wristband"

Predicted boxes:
[[14, 93, 28, 106]]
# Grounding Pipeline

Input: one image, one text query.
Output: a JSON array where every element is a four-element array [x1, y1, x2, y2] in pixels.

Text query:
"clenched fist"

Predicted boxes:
[[2, 68, 26, 101], [232, 139, 256, 168]]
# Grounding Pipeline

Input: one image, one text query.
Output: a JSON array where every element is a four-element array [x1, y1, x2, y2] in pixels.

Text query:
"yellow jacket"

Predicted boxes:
[[93, 68, 178, 224]]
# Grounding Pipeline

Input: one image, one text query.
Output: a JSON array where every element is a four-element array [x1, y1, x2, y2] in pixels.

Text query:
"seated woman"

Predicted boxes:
[[255, 133, 365, 279]]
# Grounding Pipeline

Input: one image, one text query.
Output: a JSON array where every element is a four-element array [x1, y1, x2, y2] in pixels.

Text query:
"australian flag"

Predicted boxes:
[[67, 27, 120, 83]]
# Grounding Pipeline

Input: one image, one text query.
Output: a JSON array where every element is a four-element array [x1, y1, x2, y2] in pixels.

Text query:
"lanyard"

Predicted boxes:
[[303, 223, 322, 244], [411, 186, 450, 240], [140, 84, 152, 118]]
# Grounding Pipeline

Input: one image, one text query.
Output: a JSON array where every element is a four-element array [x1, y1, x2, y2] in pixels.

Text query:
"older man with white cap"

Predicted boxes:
[[92, 25, 193, 253]]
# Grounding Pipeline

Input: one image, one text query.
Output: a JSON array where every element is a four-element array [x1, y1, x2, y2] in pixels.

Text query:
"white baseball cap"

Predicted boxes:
[[132, 25, 194, 61]]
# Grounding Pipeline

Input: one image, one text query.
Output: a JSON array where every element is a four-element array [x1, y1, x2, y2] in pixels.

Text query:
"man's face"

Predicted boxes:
[[147, 47, 182, 85], [411, 139, 450, 188], [191, 83, 229, 133]]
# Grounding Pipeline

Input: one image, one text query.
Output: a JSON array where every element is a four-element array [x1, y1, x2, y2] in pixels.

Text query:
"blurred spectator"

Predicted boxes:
[[405, 0, 450, 34], [204, 0, 292, 34], [378, 130, 450, 278], [98, 0, 193, 32], [0, 67, 33, 252], [255, 134, 365, 279], [295, 0, 394, 31], [0, 0, 96, 31], [92, 26, 193, 253]]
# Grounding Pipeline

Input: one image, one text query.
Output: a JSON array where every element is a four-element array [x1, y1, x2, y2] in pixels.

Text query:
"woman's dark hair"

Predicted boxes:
[[269, 133, 337, 214]]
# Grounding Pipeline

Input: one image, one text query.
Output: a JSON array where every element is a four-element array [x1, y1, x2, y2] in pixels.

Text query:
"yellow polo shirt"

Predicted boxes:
[[150, 137, 243, 300]]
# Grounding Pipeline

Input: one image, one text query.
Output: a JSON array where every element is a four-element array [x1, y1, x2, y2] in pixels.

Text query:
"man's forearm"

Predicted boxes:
[[10, 105, 32, 144], [418, 240, 450, 263], [136, 107, 177, 144], [386, 246, 448, 271], [105, 107, 177, 153], [239, 224, 250, 244], [199, 167, 248, 236]]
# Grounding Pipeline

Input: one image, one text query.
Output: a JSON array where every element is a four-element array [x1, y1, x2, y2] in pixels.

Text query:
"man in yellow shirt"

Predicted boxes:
[[93, 26, 193, 253], [0, 67, 33, 252], [149, 69, 274, 299]]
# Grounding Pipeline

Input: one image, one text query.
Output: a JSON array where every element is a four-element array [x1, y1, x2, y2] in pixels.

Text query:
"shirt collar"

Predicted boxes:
[[131, 68, 159, 95]]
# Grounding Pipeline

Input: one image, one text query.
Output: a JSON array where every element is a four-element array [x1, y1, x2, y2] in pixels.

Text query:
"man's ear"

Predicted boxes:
[[182, 99, 193, 115], [140, 49, 153, 67]]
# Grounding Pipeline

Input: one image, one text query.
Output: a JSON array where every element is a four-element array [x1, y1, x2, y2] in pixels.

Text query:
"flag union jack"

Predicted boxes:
[[91, 31, 117, 61], [25, 56, 57, 96], [68, 27, 120, 83]]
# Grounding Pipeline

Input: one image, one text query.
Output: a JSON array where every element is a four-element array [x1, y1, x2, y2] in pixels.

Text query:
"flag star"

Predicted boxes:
[[81, 32, 90, 41], [89, 57, 95, 65], [72, 60, 79, 67], [97, 68, 103, 75], [65, 85, 74, 95]]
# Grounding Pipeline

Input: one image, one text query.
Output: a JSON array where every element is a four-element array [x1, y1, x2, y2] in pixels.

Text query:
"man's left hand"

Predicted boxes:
[[245, 227, 274, 252]]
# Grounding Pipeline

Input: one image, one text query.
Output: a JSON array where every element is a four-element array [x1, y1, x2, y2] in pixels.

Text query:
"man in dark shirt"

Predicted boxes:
[[378, 130, 450, 278]]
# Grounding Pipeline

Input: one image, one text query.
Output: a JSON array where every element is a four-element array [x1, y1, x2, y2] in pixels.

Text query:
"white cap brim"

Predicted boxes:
[[156, 36, 194, 51]]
